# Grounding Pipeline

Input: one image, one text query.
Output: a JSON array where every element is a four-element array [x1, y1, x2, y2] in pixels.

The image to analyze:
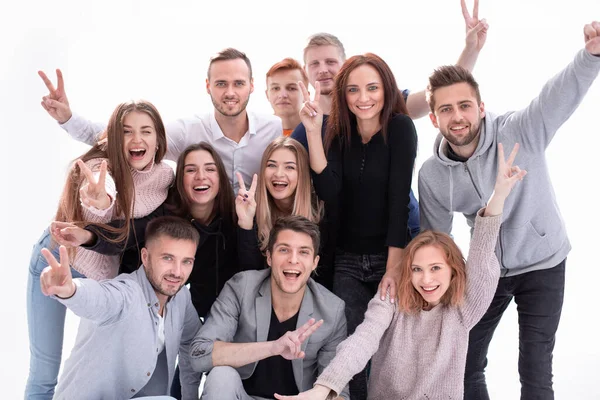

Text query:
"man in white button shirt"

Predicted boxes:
[[38, 48, 282, 192]]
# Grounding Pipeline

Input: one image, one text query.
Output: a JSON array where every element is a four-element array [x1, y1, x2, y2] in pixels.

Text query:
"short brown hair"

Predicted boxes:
[[266, 58, 309, 87], [303, 33, 346, 63], [426, 65, 481, 112], [207, 47, 252, 80], [145, 216, 200, 248], [266, 215, 320, 258], [396, 230, 466, 313]]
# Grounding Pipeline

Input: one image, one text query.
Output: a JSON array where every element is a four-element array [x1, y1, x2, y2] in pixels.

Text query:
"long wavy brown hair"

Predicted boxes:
[[256, 137, 322, 252], [54, 100, 167, 254], [324, 53, 409, 152], [397, 230, 467, 314]]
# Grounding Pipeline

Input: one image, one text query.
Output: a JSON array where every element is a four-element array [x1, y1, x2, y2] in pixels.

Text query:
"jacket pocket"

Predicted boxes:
[[500, 220, 552, 269]]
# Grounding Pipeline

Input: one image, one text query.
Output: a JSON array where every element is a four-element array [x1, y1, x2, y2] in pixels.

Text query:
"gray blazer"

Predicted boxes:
[[190, 269, 349, 399]]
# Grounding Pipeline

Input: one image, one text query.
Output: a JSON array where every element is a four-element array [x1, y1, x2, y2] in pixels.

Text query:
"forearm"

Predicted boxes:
[[60, 113, 107, 146], [385, 246, 403, 273], [456, 45, 481, 73], [483, 191, 506, 217], [307, 129, 328, 174], [212, 340, 275, 368]]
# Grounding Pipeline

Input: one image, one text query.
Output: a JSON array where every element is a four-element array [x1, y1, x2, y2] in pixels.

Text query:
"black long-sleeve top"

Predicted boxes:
[[84, 203, 256, 318], [312, 114, 418, 254]]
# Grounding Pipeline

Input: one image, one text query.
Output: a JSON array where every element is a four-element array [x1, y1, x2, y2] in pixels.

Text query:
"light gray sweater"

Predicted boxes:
[[418, 49, 600, 276], [316, 211, 501, 400]]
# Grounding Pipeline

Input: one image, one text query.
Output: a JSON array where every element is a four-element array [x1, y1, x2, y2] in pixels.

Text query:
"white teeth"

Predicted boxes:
[[357, 105, 373, 110], [422, 286, 439, 292], [283, 270, 301, 275], [273, 181, 287, 185], [450, 126, 466, 131]]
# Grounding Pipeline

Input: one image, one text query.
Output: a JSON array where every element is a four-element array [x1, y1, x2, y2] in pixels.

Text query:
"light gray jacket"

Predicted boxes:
[[54, 268, 201, 399], [419, 49, 600, 276], [190, 269, 349, 399]]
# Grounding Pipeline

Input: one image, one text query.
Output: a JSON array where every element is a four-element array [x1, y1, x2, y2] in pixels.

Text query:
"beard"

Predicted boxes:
[[212, 94, 250, 118], [145, 255, 184, 298], [440, 118, 481, 148]]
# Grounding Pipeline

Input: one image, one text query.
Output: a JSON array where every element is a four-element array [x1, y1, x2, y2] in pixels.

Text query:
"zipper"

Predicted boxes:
[[464, 163, 483, 200]]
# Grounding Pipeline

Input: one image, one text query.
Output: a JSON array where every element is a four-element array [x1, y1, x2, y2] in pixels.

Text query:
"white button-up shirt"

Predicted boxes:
[[61, 110, 282, 193]]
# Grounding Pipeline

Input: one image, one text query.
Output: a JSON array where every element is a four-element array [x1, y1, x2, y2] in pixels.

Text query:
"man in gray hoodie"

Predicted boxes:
[[418, 21, 600, 400]]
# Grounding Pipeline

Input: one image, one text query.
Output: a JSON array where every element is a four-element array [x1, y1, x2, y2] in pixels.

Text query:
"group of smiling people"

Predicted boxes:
[[25, 1, 600, 399]]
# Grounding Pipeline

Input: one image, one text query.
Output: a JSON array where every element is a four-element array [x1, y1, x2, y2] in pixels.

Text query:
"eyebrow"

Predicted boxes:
[[184, 162, 217, 168], [275, 243, 313, 251], [123, 124, 154, 129], [437, 100, 473, 111], [267, 159, 297, 165]]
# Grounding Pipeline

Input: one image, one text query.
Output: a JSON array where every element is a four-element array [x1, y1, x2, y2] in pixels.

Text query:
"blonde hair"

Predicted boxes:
[[256, 137, 322, 252]]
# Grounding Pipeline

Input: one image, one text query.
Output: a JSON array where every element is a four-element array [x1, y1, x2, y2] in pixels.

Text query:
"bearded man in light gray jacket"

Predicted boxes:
[[418, 21, 600, 400]]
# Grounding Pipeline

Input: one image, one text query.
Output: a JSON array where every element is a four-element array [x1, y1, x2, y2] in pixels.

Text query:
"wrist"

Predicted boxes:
[[58, 111, 73, 125], [56, 281, 77, 300]]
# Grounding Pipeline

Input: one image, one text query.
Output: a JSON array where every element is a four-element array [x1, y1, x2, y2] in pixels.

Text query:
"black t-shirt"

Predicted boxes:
[[242, 308, 299, 398]]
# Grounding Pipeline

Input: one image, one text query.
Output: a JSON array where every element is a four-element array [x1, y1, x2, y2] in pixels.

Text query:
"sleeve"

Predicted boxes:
[[189, 273, 246, 373], [165, 118, 202, 162], [290, 122, 309, 152], [498, 49, 600, 152], [55, 277, 136, 324], [236, 223, 266, 271], [459, 209, 502, 330], [315, 292, 395, 398], [83, 203, 168, 255], [386, 115, 418, 248], [179, 295, 203, 400], [311, 136, 343, 205], [60, 112, 107, 146], [418, 165, 454, 234], [316, 301, 350, 400]]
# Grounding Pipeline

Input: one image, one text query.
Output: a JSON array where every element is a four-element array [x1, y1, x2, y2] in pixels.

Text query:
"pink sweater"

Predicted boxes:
[[316, 210, 502, 400], [71, 159, 174, 280]]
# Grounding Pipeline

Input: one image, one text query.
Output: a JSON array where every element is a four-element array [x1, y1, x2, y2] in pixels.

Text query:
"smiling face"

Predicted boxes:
[[264, 148, 298, 206], [429, 82, 485, 151], [410, 245, 453, 309], [304, 45, 344, 96], [142, 235, 196, 302], [266, 69, 305, 119], [182, 149, 220, 208], [206, 58, 254, 118], [345, 64, 385, 126], [267, 229, 319, 296], [122, 111, 158, 170]]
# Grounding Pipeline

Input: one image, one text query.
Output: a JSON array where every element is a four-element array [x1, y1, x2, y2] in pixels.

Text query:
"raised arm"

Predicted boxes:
[[406, 0, 488, 119], [461, 143, 527, 328], [500, 21, 600, 152], [40, 245, 133, 323]]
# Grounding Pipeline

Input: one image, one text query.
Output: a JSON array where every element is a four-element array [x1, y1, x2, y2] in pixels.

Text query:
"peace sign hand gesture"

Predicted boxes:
[[235, 172, 258, 230], [78, 159, 112, 210], [485, 143, 527, 216], [38, 69, 73, 124], [584, 21, 600, 55], [272, 318, 324, 360], [40, 245, 76, 299], [299, 81, 324, 135], [461, 0, 488, 52]]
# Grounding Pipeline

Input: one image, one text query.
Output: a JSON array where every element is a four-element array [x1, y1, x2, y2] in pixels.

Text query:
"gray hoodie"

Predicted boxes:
[[418, 49, 600, 277]]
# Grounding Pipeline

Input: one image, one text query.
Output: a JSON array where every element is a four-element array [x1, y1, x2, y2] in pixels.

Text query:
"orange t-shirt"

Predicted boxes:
[[283, 129, 293, 137]]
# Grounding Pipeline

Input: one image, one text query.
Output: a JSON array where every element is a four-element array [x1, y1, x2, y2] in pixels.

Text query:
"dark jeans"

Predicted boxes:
[[333, 249, 387, 400], [464, 260, 566, 400]]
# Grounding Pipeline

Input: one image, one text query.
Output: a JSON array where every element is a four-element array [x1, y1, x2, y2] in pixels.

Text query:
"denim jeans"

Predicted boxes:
[[332, 249, 387, 400], [26, 229, 85, 400], [407, 189, 420, 240], [464, 260, 566, 400]]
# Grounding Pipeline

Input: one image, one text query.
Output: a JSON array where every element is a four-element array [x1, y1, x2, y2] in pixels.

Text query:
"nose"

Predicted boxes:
[[359, 89, 369, 103], [172, 262, 183, 278], [280, 89, 289, 99], [196, 168, 206, 180], [288, 250, 299, 264], [422, 270, 434, 284], [131, 130, 142, 143], [274, 165, 285, 177], [225, 83, 235, 97]]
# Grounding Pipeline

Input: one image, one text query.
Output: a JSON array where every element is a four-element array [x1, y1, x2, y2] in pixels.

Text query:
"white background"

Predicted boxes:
[[2, 0, 599, 398]]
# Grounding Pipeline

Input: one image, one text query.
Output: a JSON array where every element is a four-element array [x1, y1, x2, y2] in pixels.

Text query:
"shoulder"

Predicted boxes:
[[388, 113, 417, 135], [153, 161, 175, 179], [307, 279, 345, 312], [226, 269, 271, 291], [249, 111, 282, 132], [419, 155, 443, 178]]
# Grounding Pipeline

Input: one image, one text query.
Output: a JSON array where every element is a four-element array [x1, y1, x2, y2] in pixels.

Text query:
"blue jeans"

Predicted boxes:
[[25, 229, 85, 400], [464, 260, 566, 400], [407, 189, 420, 240], [332, 249, 387, 400]]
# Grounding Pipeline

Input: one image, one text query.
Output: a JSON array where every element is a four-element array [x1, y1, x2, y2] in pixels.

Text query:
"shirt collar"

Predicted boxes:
[[209, 110, 256, 140]]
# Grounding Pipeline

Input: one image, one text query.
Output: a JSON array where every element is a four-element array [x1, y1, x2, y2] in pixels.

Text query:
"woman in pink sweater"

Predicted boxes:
[[275, 143, 526, 400], [26, 100, 174, 400]]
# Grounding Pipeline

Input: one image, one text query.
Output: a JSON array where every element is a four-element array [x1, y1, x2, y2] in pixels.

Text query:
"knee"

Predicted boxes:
[[202, 366, 243, 396]]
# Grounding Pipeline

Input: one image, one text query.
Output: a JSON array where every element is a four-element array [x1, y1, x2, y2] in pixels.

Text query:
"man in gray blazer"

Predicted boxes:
[[190, 216, 349, 400], [39, 216, 202, 400]]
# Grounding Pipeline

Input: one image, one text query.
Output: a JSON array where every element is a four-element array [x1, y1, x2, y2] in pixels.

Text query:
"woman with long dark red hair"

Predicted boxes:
[[297, 53, 417, 399]]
